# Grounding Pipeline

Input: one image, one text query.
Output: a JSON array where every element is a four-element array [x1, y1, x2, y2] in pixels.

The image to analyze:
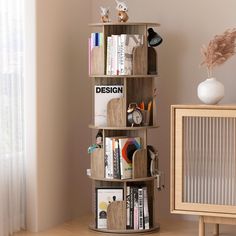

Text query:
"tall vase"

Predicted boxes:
[[197, 77, 224, 105]]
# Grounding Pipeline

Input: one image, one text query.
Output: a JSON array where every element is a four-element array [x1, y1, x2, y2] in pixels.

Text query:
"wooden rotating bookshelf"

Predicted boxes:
[[88, 22, 160, 234]]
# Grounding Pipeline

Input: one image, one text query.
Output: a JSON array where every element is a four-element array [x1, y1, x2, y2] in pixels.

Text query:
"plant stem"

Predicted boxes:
[[207, 67, 212, 78]]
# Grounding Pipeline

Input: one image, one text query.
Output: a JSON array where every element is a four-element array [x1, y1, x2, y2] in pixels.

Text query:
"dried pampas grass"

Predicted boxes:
[[201, 28, 236, 77]]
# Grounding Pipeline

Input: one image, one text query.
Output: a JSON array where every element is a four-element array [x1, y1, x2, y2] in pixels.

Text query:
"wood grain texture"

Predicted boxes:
[[107, 98, 126, 127], [172, 106, 236, 216], [90, 47, 104, 75], [148, 47, 157, 75], [89, 22, 161, 27], [132, 149, 147, 178], [199, 216, 205, 236], [133, 45, 147, 75], [91, 148, 104, 178], [107, 201, 126, 230]]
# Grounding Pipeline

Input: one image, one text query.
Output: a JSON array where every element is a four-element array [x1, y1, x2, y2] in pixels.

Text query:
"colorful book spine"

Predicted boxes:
[[119, 137, 141, 179], [105, 137, 113, 179], [143, 186, 150, 229], [138, 188, 144, 230]]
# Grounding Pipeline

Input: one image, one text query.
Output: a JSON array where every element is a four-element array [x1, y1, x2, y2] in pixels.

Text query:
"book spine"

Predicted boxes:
[[105, 138, 113, 179], [106, 37, 112, 75], [133, 187, 139, 230], [95, 32, 99, 46], [113, 138, 120, 179], [111, 35, 118, 75], [138, 188, 144, 230], [117, 36, 121, 75], [130, 187, 134, 229], [126, 186, 130, 229], [119, 35, 126, 75], [143, 186, 150, 229]]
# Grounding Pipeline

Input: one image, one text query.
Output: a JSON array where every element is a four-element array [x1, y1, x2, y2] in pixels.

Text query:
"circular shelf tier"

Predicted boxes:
[[89, 176, 156, 182], [89, 22, 160, 27], [89, 223, 160, 234], [89, 74, 159, 78], [88, 125, 160, 130]]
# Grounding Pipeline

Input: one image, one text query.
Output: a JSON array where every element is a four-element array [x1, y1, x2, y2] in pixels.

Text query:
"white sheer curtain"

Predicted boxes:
[[0, 0, 26, 235]]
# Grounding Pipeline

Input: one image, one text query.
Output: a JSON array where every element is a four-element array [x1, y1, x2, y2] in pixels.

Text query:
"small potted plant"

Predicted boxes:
[[198, 29, 236, 104]]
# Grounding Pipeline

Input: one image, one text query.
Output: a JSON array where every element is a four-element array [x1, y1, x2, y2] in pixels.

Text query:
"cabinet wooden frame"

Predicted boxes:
[[171, 104, 236, 218]]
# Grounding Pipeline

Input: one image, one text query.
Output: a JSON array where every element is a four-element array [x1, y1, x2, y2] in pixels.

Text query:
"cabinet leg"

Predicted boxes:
[[213, 224, 219, 235], [199, 216, 205, 236]]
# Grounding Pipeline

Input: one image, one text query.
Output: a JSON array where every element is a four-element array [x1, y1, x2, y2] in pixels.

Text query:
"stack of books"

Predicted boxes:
[[106, 34, 143, 75], [105, 137, 141, 179], [127, 186, 150, 230]]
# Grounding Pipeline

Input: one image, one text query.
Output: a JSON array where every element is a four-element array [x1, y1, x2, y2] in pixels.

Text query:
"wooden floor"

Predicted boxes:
[[14, 216, 236, 236]]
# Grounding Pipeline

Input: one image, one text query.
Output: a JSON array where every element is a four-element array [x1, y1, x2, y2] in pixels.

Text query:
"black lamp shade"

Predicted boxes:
[[148, 28, 163, 47]]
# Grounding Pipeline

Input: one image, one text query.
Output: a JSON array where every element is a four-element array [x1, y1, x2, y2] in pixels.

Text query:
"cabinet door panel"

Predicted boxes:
[[173, 108, 236, 215]]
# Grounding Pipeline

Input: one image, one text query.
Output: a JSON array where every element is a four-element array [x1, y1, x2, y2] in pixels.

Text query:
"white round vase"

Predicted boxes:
[[197, 77, 224, 105]]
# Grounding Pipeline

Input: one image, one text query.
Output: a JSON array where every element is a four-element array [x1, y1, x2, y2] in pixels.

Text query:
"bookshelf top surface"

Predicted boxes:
[[89, 74, 160, 78], [89, 176, 156, 182], [89, 22, 161, 27], [89, 125, 160, 130]]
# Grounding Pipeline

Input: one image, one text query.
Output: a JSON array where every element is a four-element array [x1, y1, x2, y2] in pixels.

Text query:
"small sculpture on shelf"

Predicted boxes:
[[100, 7, 110, 23], [115, 0, 129, 23]]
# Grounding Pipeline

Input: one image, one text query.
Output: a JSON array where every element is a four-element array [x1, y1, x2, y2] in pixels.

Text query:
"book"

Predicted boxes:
[[118, 137, 141, 179], [94, 85, 124, 126], [113, 139, 121, 179], [106, 37, 112, 75], [143, 187, 150, 229], [130, 187, 134, 229], [111, 35, 119, 75], [126, 186, 131, 229], [96, 188, 123, 229], [120, 34, 143, 75], [138, 188, 144, 230], [133, 187, 139, 230], [105, 137, 113, 179]]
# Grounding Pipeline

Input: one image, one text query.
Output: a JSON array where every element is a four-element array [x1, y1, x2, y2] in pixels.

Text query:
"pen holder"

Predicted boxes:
[[141, 110, 151, 126]]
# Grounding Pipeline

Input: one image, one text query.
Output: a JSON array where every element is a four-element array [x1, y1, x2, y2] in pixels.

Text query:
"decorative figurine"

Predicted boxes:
[[100, 7, 110, 23], [115, 0, 129, 23]]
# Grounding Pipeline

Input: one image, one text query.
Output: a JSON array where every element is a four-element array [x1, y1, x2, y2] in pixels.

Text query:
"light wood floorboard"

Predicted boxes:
[[14, 216, 236, 236]]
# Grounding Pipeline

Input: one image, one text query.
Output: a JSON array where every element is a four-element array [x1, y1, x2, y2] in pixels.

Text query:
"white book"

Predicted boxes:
[[138, 188, 144, 230], [106, 37, 112, 75], [119, 34, 143, 75], [94, 85, 124, 126], [111, 35, 119, 75], [105, 137, 113, 179], [143, 187, 150, 229], [117, 36, 121, 75], [119, 34, 126, 75]]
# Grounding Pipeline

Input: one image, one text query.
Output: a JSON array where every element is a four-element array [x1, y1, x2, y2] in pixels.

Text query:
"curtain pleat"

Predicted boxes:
[[0, 0, 25, 235]]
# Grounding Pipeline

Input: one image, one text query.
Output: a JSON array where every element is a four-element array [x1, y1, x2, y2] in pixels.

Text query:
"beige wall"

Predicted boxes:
[[91, 0, 236, 220], [34, 0, 91, 231]]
